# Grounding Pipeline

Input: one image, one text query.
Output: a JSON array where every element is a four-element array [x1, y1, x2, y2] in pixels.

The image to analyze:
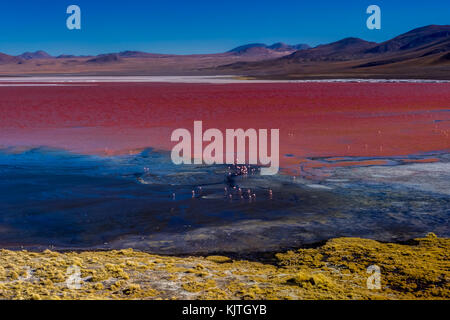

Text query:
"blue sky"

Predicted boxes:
[[0, 0, 448, 55]]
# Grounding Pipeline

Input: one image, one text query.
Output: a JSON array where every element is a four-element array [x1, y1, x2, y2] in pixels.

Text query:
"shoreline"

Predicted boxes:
[[0, 75, 449, 84], [1, 234, 448, 300], [0, 233, 443, 265]]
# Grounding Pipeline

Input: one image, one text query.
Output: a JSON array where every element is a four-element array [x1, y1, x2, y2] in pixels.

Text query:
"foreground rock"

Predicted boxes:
[[0, 234, 448, 300]]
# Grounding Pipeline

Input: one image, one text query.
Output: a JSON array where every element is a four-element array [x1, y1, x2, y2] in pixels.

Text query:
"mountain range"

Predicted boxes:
[[0, 41, 309, 63], [17, 50, 53, 60], [218, 25, 450, 79], [0, 25, 449, 79]]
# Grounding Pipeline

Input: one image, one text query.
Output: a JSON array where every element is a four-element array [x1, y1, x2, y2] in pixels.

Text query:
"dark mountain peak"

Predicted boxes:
[[18, 50, 52, 60], [321, 37, 376, 50], [56, 54, 94, 59], [0, 52, 24, 64], [292, 44, 311, 50], [117, 51, 172, 58], [365, 24, 450, 54], [86, 53, 122, 64], [229, 42, 310, 56], [56, 54, 76, 59], [267, 42, 290, 50], [118, 50, 147, 57], [404, 24, 450, 35], [267, 42, 310, 52], [268, 42, 287, 47], [228, 43, 268, 53], [335, 37, 364, 43], [286, 37, 376, 62]]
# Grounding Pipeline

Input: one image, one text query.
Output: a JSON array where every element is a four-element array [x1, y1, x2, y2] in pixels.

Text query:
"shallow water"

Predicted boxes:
[[0, 147, 448, 255]]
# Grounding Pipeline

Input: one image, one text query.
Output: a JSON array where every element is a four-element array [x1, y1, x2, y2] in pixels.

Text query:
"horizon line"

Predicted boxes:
[[2, 23, 448, 57]]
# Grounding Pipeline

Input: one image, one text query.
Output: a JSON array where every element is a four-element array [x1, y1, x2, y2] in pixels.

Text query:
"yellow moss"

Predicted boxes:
[[110, 280, 126, 291], [0, 266, 6, 280], [104, 264, 129, 279], [200, 288, 229, 300], [122, 284, 141, 295], [94, 283, 104, 290], [288, 272, 335, 290], [125, 260, 139, 267], [164, 265, 190, 273], [185, 269, 209, 277], [43, 249, 59, 257], [0, 235, 448, 300], [205, 256, 231, 263], [40, 279, 53, 286], [426, 232, 437, 239], [182, 277, 217, 293], [118, 249, 134, 255], [9, 271, 19, 280]]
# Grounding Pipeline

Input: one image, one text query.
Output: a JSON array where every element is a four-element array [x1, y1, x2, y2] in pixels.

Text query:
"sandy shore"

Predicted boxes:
[[0, 233, 448, 300]]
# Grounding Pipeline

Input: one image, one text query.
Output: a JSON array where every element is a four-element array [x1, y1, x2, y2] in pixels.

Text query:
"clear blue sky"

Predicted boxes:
[[0, 0, 448, 55]]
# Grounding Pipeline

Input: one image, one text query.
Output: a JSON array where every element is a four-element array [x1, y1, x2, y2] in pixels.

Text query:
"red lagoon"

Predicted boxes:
[[0, 82, 449, 173]]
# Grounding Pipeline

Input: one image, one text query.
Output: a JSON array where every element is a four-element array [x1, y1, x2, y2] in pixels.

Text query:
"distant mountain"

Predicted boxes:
[[279, 25, 450, 64], [365, 25, 450, 54], [0, 53, 23, 64], [0, 25, 448, 79], [18, 50, 52, 60], [292, 44, 311, 50], [267, 42, 311, 51], [228, 42, 310, 56], [2, 42, 310, 66], [217, 25, 450, 79], [117, 51, 174, 58], [56, 54, 76, 59], [283, 37, 377, 62], [86, 54, 122, 64], [56, 54, 94, 59], [228, 43, 268, 53]]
